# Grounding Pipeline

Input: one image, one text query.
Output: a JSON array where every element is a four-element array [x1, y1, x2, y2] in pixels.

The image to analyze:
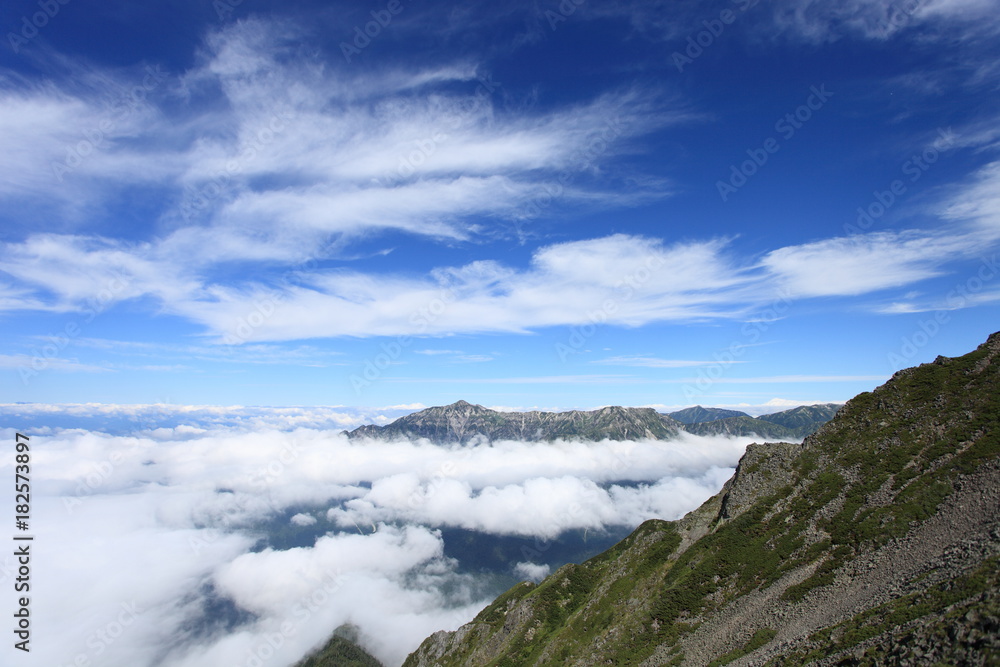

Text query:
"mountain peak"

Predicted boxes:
[[668, 405, 752, 424], [346, 401, 838, 444], [346, 403, 684, 444], [403, 331, 1000, 667]]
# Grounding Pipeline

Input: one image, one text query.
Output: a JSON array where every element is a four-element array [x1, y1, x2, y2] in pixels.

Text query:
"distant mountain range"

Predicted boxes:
[[667, 405, 750, 424], [680, 404, 842, 440], [397, 332, 1000, 666], [343, 401, 842, 444]]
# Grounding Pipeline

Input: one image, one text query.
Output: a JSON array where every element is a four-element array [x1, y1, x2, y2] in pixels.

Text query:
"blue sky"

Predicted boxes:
[[1, 0, 998, 411]]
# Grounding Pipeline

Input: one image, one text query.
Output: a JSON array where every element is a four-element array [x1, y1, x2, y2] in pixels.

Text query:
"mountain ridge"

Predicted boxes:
[[401, 332, 1000, 665], [344, 402, 839, 444], [667, 405, 751, 424]]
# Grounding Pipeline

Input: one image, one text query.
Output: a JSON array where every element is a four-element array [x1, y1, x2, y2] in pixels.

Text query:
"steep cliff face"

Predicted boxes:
[[404, 333, 1000, 666]]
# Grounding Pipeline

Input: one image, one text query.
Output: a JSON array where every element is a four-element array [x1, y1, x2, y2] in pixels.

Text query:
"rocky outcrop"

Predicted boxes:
[[404, 332, 1000, 666]]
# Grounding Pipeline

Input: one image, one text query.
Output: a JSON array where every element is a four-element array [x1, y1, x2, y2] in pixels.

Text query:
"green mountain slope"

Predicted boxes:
[[403, 333, 1000, 666], [681, 415, 800, 440], [296, 625, 384, 667], [668, 406, 751, 424], [757, 403, 843, 437]]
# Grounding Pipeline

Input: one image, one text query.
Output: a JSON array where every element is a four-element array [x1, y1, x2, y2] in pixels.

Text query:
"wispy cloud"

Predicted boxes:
[[684, 374, 888, 384], [0, 354, 110, 374], [766, 0, 1000, 42], [414, 349, 494, 363], [70, 338, 347, 367], [760, 230, 982, 298], [592, 356, 744, 368]]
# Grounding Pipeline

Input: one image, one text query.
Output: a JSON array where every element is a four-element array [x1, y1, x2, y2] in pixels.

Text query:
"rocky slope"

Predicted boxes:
[[345, 402, 837, 445], [403, 332, 1000, 666], [346, 401, 683, 443]]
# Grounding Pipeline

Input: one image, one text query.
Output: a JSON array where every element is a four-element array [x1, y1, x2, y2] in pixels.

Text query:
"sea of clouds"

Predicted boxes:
[[0, 406, 762, 667]]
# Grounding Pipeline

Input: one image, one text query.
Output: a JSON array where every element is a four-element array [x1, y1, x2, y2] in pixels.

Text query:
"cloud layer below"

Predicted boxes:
[[1, 422, 755, 666]]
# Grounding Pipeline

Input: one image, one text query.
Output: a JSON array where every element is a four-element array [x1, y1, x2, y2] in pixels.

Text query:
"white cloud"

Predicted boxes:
[[323, 434, 749, 538], [0, 353, 110, 373], [0, 17, 689, 325], [760, 231, 979, 298], [163, 234, 758, 341], [675, 374, 887, 384], [7, 224, 992, 343], [513, 561, 551, 582], [2, 17, 999, 345], [593, 356, 743, 368], [875, 288, 1000, 314], [0, 402, 418, 433], [766, 0, 999, 41], [2, 423, 756, 666], [940, 160, 1000, 235]]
